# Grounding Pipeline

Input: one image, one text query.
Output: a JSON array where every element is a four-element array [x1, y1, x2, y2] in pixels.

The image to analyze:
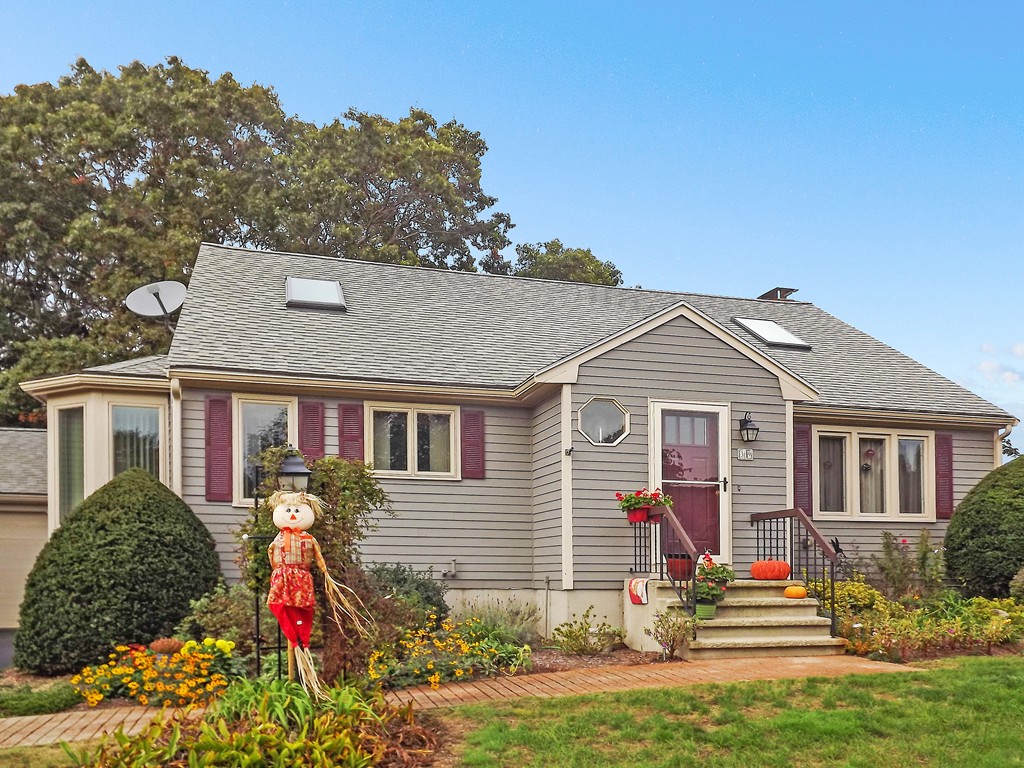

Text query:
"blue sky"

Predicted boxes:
[[2, 1, 1022, 424]]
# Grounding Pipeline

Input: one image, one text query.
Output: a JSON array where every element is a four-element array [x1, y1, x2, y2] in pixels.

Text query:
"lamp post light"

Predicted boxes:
[[246, 446, 311, 678], [277, 452, 312, 492]]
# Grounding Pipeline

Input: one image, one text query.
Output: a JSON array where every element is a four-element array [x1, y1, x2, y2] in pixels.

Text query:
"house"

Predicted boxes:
[[21, 243, 1017, 643], [0, 427, 48, 666]]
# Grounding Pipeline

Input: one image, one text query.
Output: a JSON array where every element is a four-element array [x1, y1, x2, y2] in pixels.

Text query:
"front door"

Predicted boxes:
[[652, 402, 731, 560]]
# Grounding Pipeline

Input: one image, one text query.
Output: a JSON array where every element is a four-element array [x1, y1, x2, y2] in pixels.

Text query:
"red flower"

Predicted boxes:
[[615, 493, 624, 500]]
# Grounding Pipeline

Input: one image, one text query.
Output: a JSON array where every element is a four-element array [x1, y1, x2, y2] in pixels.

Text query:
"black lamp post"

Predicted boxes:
[[247, 446, 310, 678], [739, 412, 760, 443]]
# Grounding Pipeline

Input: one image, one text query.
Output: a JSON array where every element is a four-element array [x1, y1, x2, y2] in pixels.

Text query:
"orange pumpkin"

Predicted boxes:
[[784, 585, 808, 599], [750, 559, 792, 580]]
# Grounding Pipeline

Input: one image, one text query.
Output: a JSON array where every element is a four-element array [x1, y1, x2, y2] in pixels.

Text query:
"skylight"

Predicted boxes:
[[285, 277, 346, 311], [733, 317, 810, 349]]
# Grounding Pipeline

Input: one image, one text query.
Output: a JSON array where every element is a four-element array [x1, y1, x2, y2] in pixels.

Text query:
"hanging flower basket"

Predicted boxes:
[[616, 487, 672, 524]]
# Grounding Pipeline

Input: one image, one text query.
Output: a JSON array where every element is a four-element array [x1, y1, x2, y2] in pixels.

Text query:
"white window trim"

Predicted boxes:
[[365, 401, 460, 480], [232, 394, 298, 507], [812, 426, 936, 523], [577, 396, 630, 446], [107, 400, 168, 484]]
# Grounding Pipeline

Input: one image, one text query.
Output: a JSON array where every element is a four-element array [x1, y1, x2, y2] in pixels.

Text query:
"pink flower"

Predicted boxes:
[[901, 538, 908, 544]]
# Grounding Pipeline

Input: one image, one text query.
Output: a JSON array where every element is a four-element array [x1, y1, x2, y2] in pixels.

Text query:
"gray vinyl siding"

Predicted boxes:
[[571, 314, 790, 588], [180, 389, 533, 586], [809, 428, 996, 564], [531, 393, 563, 588], [362, 404, 533, 588]]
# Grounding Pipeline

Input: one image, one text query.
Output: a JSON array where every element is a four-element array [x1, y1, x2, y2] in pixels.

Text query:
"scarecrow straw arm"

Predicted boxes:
[[313, 540, 372, 636]]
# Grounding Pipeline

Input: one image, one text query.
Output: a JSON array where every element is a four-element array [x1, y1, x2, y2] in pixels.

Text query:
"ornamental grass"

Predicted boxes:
[[72, 637, 241, 708]]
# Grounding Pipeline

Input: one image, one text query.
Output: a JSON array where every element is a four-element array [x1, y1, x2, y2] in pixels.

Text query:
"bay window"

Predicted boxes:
[[813, 427, 934, 520], [368, 403, 458, 477], [57, 406, 85, 522], [112, 405, 161, 478]]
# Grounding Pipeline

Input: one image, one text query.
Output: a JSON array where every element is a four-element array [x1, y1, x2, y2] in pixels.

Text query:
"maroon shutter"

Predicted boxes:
[[461, 409, 486, 479], [794, 423, 813, 516], [339, 404, 364, 460], [205, 395, 232, 502], [298, 401, 325, 460], [935, 432, 954, 519]]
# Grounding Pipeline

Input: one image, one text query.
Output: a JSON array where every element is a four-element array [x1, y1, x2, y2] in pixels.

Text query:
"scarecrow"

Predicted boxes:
[[267, 490, 369, 696]]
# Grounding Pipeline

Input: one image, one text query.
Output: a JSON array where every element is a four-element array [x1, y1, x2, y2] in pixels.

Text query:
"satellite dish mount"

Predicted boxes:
[[124, 280, 187, 334]]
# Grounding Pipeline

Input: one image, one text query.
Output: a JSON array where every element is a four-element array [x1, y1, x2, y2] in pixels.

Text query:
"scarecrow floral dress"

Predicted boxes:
[[267, 529, 317, 609]]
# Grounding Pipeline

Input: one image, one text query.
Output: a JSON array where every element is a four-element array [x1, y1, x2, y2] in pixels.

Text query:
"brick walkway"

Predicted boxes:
[[0, 655, 913, 748], [385, 654, 914, 710]]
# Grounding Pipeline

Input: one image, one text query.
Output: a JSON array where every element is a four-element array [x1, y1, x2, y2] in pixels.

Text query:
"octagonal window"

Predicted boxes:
[[578, 397, 629, 446]]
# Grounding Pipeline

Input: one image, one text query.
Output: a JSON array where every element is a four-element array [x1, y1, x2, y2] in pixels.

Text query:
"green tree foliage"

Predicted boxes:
[[1, 58, 621, 424], [14, 468, 221, 675], [1004, 437, 1020, 458], [512, 239, 623, 285], [945, 456, 1024, 598], [0, 337, 108, 425]]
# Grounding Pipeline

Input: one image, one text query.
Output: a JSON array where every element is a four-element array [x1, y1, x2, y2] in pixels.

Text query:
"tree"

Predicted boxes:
[[512, 239, 623, 286], [0, 58, 620, 425], [1004, 438, 1020, 458]]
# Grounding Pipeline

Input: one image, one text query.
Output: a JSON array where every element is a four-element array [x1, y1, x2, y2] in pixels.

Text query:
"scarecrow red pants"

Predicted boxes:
[[267, 564, 316, 649]]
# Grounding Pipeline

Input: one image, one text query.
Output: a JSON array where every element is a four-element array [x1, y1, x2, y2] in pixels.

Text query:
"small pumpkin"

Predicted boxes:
[[784, 585, 808, 599], [750, 559, 792, 580]]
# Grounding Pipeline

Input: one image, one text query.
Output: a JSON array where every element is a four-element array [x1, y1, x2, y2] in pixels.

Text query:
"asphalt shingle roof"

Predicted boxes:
[[86, 355, 169, 378], [165, 244, 1013, 422], [0, 428, 47, 495]]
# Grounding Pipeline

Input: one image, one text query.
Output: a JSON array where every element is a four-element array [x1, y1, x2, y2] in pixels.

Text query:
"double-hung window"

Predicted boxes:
[[813, 427, 934, 521], [234, 395, 298, 503], [367, 403, 458, 478]]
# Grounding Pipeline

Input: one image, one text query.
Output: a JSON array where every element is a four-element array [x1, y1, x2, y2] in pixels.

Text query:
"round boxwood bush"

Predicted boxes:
[[945, 456, 1024, 598], [14, 468, 221, 675]]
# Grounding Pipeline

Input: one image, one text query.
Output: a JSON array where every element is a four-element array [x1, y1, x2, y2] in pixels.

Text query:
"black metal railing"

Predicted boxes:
[[628, 509, 698, 615], [750, 507, 838, 636]]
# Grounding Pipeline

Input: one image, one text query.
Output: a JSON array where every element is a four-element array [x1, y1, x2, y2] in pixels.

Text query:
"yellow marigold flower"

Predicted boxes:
[[428, 672, 441, 689], [203, 637, 215, 646], [115, 645, 129, 652]]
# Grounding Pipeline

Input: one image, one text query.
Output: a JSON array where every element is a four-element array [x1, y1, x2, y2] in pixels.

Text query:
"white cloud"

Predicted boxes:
[[977, 359, 1001, 375], [1012, 343, 1024, 358], [981, 342, 997, 355], [1001, 370, 1023, 384]]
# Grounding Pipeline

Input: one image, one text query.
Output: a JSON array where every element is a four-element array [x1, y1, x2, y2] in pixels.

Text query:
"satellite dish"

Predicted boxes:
[[125, 280, 187, 333]]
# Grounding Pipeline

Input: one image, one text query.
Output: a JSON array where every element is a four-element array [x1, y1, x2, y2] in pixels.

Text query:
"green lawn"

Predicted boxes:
[[439, 656, 1024, 768]]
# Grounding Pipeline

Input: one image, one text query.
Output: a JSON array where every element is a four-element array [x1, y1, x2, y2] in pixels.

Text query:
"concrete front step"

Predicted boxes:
[[686, 636, 848, 660], [713, 597, 823, 620], [695, 615, 833, 641]]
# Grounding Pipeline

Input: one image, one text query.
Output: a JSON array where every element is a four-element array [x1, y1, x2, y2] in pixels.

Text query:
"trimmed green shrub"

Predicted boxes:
[[945, 457, 1024, 598], [14, 468, 221, 675], [367, 562, 449, 621]]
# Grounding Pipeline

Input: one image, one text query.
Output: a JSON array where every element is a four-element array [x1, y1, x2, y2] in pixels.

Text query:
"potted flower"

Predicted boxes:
[[615, 487, 673, 523], [686, 551, 736, 619]]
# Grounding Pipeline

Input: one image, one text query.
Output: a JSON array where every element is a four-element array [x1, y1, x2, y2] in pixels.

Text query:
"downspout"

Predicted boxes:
[[998, 423, 1016, 467], [170, 378, 183, 496]]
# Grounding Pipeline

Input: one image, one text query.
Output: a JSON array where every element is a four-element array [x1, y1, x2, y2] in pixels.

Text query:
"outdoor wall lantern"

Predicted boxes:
[[739, 412, 760, 443], [278, 449, 312, 491]]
